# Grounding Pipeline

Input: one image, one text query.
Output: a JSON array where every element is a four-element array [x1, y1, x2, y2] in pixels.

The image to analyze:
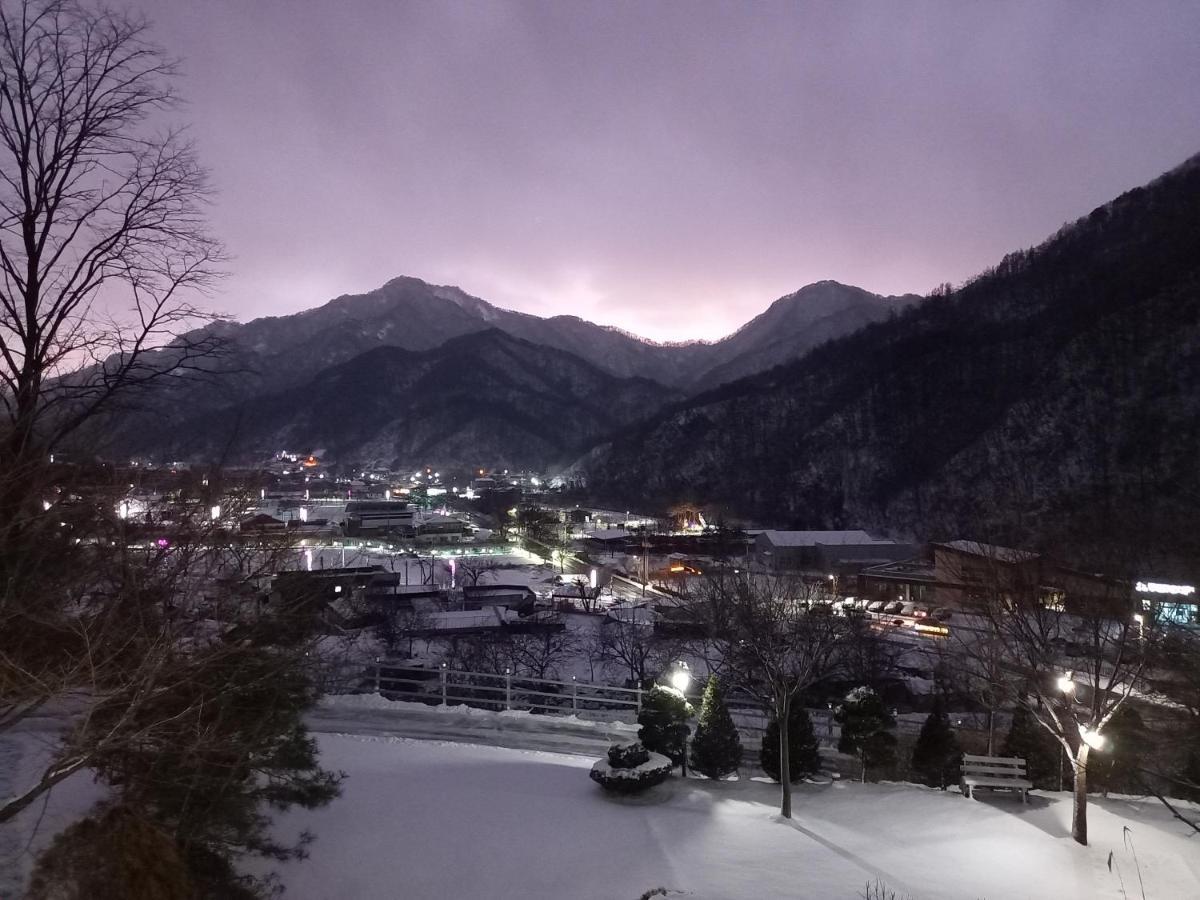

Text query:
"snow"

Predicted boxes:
[[590, 750, 672, 781], [7, 697, 1200, 900], [254, 734, 1200, 900]]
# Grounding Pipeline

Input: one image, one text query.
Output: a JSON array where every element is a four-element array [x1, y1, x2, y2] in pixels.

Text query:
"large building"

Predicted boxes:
[[345, 500, 415, 535], [753, 530, 914, 574]]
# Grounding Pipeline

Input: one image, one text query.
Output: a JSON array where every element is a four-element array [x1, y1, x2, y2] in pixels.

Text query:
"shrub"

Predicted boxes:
[[761, 703, 821, 782], [690, 675, 743, 779], [911, 698, 961, 789], [836, 686, 897, 781], [1003, 705, 1060, 789], [591, 740, 673, 794], [637, 684, 694, 766], [608, 741, 651, 768]]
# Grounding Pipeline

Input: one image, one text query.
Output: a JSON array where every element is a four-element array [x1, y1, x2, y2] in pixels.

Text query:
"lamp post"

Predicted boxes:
[[668, 661, 692, 776], [1056, 672, 1075, 791]]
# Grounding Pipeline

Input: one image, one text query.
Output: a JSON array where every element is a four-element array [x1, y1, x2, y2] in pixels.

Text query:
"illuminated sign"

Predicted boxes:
[[1135, 581, 1195, 596]]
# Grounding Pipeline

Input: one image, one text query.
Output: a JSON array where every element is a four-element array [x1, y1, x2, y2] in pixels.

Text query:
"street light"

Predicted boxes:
[[1080, 726, 1107, 751], [669, 660, 691, 694], [1057, 672, 1075, 791]]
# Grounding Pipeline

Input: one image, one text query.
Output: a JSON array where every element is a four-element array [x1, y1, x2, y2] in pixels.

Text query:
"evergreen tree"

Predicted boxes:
[[1090, 706, 1149, 796], [910, 698, 962, 789], [1002, 705, 1061, 789], [761, 702, 821, 782], [690, 675, 743, 779], [637, 685, 694, 767], [836, 687, 897, 782]]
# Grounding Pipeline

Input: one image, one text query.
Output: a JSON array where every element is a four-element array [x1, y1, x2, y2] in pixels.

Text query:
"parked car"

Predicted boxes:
[[931, 607, 956, 621], [884, 601, 905, 615], [866, 600, 888, 614]]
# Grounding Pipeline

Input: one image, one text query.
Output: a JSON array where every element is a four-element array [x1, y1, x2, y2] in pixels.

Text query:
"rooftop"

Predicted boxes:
[[759, 530, 894, 548]]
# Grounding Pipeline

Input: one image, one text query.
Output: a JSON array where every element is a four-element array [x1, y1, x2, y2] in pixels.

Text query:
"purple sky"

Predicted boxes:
[[151, 1, 1200, 341]]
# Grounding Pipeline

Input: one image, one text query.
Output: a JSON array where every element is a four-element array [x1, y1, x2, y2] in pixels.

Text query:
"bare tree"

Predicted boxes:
[[0, 0, 224, 480], [594, 605, 676, 686], [458, 556, 500, 587], [693, 571, 851, 818], [943, 543, 1150, 845], [0, 9, 344, 890]]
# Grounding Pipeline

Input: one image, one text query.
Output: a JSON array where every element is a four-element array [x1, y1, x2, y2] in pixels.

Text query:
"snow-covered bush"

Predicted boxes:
[[590, 740, 672, 794], [607, 741, 651, 769]]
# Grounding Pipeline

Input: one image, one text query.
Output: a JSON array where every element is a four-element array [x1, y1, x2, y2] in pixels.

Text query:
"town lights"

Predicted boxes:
[[669, 661, 691, 693]]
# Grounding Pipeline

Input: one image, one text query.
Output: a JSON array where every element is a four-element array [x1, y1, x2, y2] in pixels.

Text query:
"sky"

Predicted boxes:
[[148, 0, 1200, 342]]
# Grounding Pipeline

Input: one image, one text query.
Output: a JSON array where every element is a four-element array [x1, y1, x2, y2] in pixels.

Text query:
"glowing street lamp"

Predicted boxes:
[[669, 660, 691, 694], [209, 504, 221, 522], [1079, 726, 1106, 751], [1056, 672, 1075, 695]]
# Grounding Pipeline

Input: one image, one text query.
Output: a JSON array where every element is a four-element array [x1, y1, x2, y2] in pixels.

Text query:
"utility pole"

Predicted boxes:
[[642, 528, 649, 598]]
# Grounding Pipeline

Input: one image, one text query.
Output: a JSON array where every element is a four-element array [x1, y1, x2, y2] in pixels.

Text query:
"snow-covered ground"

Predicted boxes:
[[8, 699, 1200, 899], [259, 734, 1200, 900]]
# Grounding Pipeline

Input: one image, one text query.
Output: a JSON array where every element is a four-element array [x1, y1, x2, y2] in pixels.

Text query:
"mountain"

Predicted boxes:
[[140, 275, 911, 414], [688, 281, 919, 387], [576, 153, 1200, 573], [124, 329, 678, 470], [85, 272, 913, 464]]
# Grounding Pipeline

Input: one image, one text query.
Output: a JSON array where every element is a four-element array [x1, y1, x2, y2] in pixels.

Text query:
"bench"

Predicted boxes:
[[960, 754, 1033, 803]]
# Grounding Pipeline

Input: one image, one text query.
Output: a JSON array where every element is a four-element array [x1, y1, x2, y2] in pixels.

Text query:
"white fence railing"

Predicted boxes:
[[355, 663, 846, 745]]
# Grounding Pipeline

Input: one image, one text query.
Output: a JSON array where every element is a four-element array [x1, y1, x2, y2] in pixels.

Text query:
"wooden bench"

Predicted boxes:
[[960, 754, 1033, 803]]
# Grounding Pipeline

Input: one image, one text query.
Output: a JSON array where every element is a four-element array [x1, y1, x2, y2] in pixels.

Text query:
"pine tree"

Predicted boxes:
[[836, 687, 897, 782], [637, 685, 694, 766], [1090, 706, 1149, 796], [1002, 706, 1061, 790], [911, 698, 961, 789], [761, 703, 821, 782], [690, 675, 743, 779]]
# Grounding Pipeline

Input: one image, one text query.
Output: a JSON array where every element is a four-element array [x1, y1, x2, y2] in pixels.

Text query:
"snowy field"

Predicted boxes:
[[258, 734, 1200, 900]]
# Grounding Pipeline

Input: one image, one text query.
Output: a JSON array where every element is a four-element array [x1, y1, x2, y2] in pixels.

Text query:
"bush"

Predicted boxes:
[[690, 675, 743, 779], [761, 703, 821, 782], [836, 686, 897, 781], [1002, 706, 1060, 789], [27, 805, 194, 900], [637, 684, 693, 766], [591, 741, 673, 794], [608, 741, 651, 768], [911, 699, 961, 789]]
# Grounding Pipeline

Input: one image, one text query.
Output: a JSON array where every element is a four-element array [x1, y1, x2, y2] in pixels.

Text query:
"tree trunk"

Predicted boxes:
[[1072, 743, 1090, 845], [779, 697, 792, 819], [986, 708, 995, 756]]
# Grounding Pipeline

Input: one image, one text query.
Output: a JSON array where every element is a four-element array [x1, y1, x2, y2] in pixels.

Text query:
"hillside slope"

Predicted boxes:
[[578, 153, 1200, 573], [126, 330, 677, 470]]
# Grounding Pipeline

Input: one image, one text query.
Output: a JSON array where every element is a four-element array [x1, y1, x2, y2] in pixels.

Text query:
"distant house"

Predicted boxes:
[[754, 530, 913, 573]]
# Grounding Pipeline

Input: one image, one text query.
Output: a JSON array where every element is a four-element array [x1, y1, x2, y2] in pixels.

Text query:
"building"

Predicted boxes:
[[861, 540, 1133, 614], [754, 530, 914, 573], [1135, 579, 1198, 625], [345, 500, 414, 535]]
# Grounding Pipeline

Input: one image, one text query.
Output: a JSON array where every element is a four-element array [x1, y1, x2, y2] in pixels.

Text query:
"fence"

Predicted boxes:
[[365, 662, 645, 720], [357, 662, 843, 745]]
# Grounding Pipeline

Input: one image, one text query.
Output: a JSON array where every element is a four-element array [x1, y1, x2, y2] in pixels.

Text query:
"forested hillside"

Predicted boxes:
[[578, 154, 1200, 574]]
